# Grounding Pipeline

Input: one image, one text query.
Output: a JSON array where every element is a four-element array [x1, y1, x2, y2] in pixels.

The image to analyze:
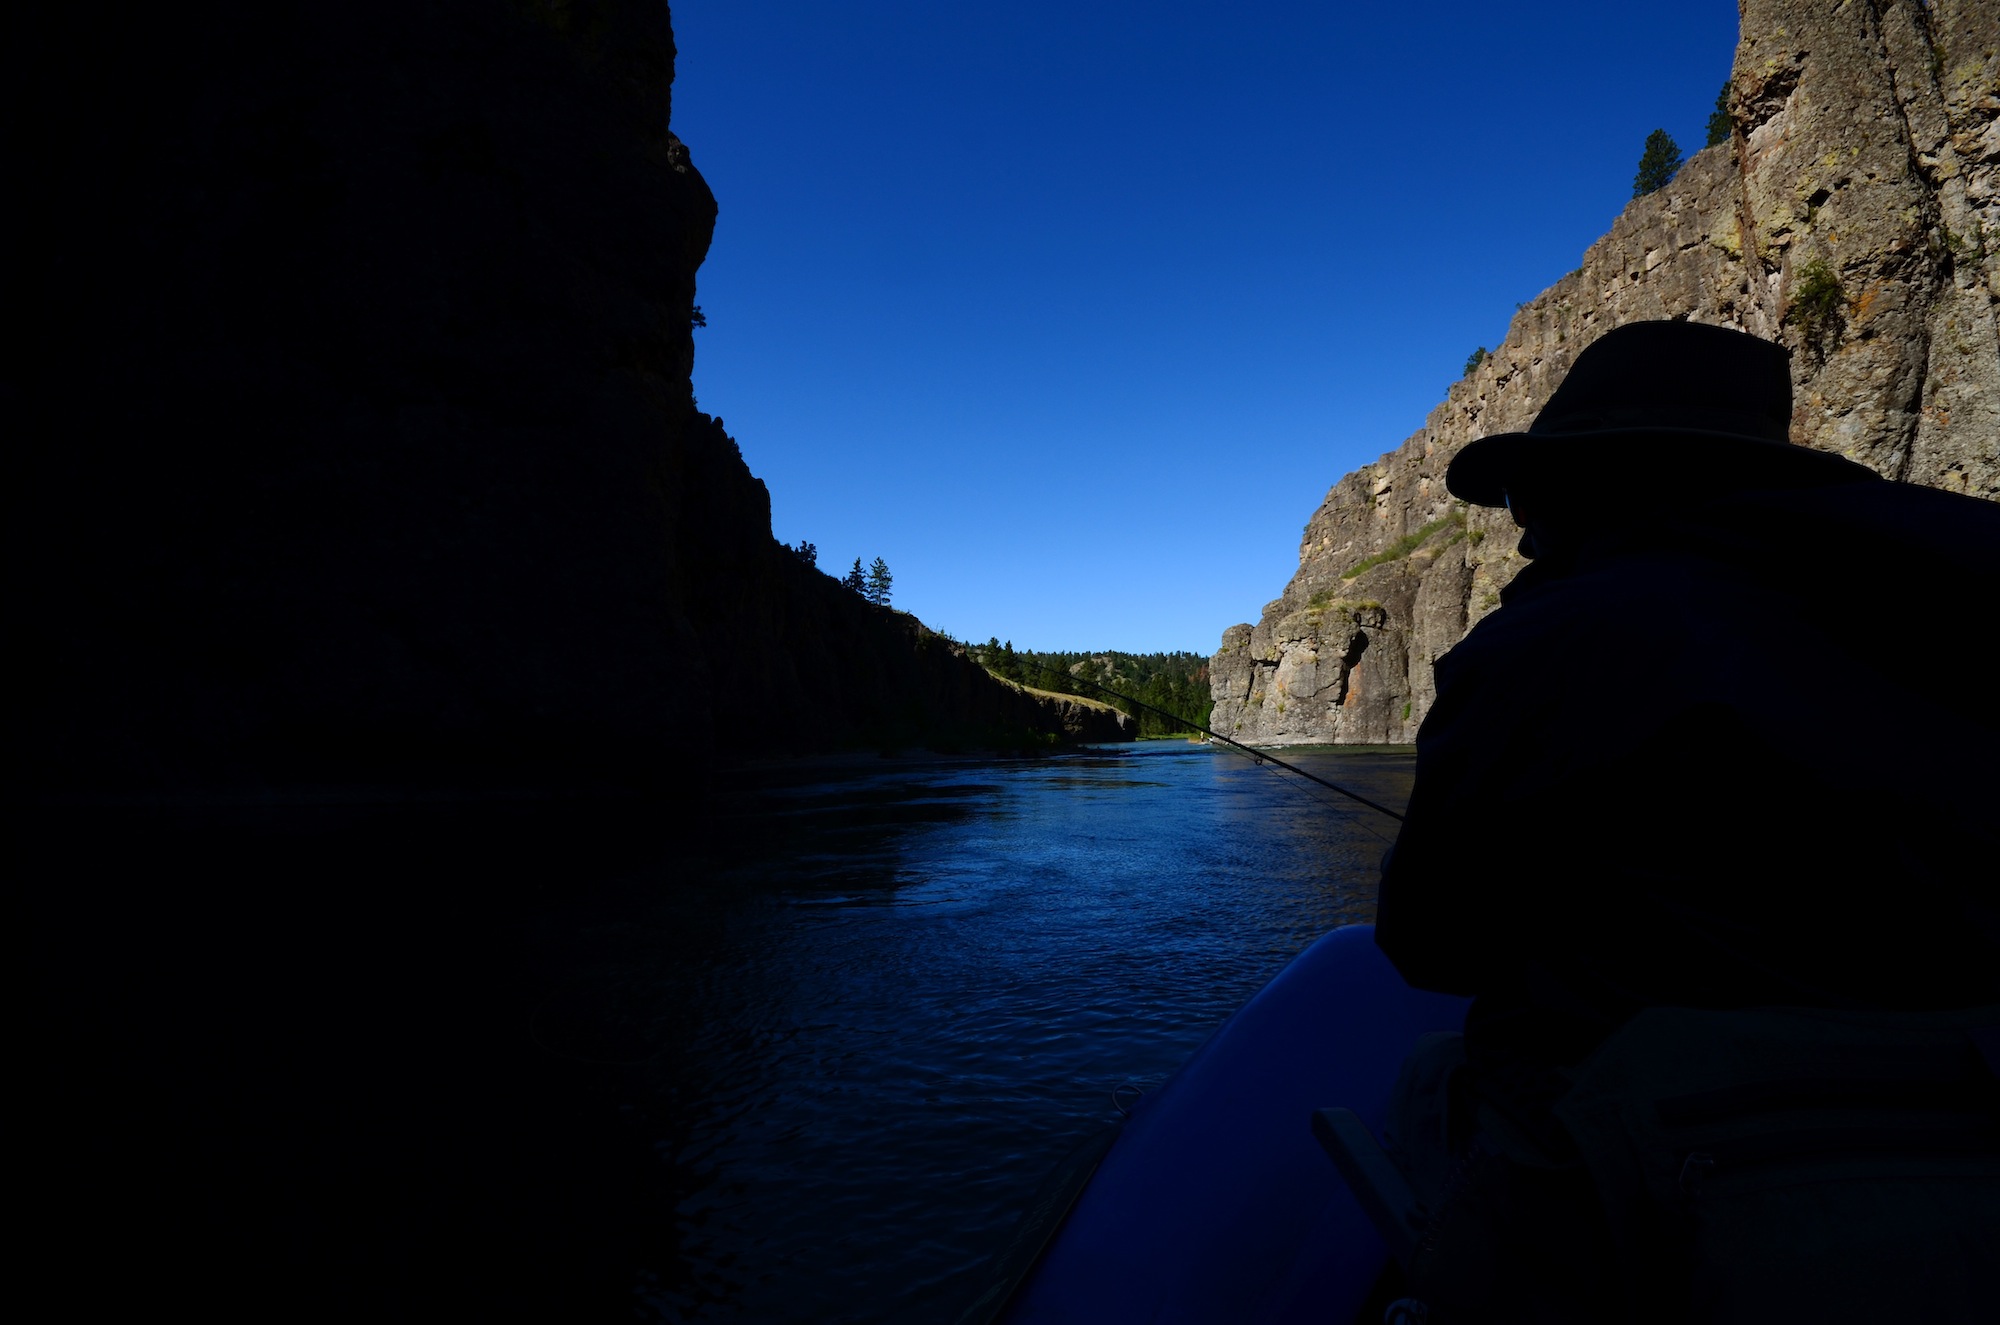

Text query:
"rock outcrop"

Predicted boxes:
[[15, 0, 1117, 798], [1210, 0, 1998, 746]]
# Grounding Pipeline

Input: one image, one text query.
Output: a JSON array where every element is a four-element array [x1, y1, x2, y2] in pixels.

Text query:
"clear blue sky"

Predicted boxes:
[[670, 1, 1740, 653]]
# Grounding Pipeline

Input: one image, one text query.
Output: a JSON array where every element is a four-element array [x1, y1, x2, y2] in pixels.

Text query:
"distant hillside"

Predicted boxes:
[[974, 643, 1213, 737]]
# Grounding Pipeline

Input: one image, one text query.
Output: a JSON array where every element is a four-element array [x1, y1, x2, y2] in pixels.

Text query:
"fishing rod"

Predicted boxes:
[[1017, 659, 1406, 825]]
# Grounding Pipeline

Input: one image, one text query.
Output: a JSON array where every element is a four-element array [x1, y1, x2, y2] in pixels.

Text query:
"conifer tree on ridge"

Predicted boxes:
[[1633, 129, 1683, 197]]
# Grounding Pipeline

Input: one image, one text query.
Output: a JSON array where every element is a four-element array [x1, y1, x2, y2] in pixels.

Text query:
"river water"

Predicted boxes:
[[582, 740, 1415, 1323]]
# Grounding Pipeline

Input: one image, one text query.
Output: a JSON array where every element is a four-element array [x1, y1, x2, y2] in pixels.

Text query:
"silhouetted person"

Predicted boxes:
[[1373, 321, 2000, 1323]]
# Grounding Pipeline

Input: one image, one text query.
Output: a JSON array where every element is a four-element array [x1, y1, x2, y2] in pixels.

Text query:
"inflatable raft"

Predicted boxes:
[[968, 923, 1469, 1325]]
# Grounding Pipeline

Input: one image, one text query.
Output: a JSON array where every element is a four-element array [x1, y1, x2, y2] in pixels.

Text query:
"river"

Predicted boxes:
[[24, 740, 1413, 1320], [584, 740, 1416, 1322]]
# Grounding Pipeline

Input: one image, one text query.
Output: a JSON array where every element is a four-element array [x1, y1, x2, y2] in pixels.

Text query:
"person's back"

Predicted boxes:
[[1369, 321, 2000, 1322]]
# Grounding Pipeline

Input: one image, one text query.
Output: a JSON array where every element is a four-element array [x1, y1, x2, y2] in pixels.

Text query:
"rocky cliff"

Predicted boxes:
[[14, 0, 1118, 798], [1210, 0, 1998, 746]]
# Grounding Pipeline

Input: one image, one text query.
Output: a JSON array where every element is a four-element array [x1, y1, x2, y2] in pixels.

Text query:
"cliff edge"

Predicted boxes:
[[1210, 0, 1997, 746], [14, 0, 1119, 798]]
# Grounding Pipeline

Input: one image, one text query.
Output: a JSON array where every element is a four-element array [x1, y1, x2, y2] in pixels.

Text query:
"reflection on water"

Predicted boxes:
[[570, 742, 1414, 1323]]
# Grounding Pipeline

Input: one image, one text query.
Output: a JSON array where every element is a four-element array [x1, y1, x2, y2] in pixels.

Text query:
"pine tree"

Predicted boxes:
[[866, 557, 893, 607], [1633, 129, 1683, 198], [1704, 84, 1732, 148], [843, 558, 866, 594]]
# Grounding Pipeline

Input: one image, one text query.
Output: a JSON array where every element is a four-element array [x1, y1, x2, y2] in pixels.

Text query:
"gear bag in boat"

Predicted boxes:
[[1551, 1003, 2000, 1324]]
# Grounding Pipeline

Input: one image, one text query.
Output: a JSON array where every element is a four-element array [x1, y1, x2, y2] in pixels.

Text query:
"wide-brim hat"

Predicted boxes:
[[1445, 320, 1878, 507]]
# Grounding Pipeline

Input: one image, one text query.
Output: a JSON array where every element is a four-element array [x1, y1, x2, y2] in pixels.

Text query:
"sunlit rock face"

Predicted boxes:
[[17, 0, 1115, 796], [1210, 0, 1997, 747]]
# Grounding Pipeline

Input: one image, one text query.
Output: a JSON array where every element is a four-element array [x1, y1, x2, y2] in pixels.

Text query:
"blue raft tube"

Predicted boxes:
[[963, 923, 1469, 1325]]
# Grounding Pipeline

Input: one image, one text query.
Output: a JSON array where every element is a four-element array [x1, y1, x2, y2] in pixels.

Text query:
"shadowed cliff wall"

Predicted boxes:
[[11, 9, 1135, 1318], [1210, 0, 1997, 746], [13, 1, 1120, 798]]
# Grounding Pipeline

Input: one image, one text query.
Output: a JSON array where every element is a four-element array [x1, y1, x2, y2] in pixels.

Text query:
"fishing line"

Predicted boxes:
[[1016, 660, 1406, 826]]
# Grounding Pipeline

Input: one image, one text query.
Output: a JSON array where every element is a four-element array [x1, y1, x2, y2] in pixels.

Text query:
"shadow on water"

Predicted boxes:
[[22, 743, 1414, 1322], [23, 796, 681, 1322]]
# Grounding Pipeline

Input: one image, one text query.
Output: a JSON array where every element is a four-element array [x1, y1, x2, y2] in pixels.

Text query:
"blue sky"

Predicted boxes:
[[670, 1, 1740, 653]]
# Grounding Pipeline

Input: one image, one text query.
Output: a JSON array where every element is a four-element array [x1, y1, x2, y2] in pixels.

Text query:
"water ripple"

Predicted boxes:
[[613, 743, 1412, 1323]]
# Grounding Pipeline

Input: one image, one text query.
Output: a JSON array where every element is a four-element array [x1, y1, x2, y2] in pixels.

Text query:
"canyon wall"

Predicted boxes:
[[15, 0, 1120, 798], [1210, 0, 1997, 745]]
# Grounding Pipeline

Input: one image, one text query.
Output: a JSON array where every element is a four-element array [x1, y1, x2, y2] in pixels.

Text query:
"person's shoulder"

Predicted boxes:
[[1701, 478, 1998, 549], [1693, 480, 1999, 596]]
